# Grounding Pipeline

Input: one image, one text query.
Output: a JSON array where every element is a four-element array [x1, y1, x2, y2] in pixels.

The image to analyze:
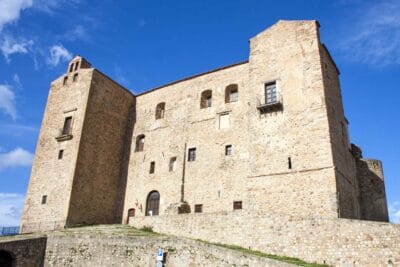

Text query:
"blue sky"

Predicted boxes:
[[0, 0, 398, 225]]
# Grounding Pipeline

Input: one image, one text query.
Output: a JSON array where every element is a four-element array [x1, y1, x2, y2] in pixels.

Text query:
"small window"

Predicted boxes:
[[63, 76, 68, 85], [69, 64, 74, 73], [135, 135, 145, 152], [74, 61, 79, 71], [233, 201, 242, 210], [150, 161, 155, 174], [58, 150, 64, 159], [194, 204, 203, 213], [41, 195, 47, 204], [188, 148, 196, 162], [265, 82, 277, 104], [219, 113, 230, 129], [155, 102, 165, 119], [169, 157, 177, 172], [225, 84, 238, 103], [62, 116, 72, 135], [288, 157, 292, 169], [73, 73, 78, 82], [200, 90, 212, 109], [225, 145, 232, 156]]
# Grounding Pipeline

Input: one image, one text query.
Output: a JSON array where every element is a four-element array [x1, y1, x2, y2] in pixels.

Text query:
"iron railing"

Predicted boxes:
[[0, 226, 20, 236]]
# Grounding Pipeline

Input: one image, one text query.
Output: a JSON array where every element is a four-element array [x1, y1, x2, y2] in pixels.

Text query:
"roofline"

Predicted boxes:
[[136, 60, 249, 97]]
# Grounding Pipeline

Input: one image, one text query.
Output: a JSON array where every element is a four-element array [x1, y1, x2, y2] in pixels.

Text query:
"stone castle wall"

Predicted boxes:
[[129, 211, 400, 266]]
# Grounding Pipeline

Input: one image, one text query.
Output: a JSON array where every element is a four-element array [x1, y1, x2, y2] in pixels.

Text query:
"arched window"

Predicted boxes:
[[0, 250, 14, 267], [155, 102, 165, 119], [135, 134, 145, 152], [225, 84, 238, 103], [200, 90, 212, 109], [146, 191, 160, 216]]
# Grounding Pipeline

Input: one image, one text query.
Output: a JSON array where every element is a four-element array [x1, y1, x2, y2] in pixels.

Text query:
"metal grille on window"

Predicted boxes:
[[265, 83, 277, 104]]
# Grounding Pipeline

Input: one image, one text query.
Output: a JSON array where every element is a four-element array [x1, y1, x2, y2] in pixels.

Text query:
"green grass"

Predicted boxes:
[[196, 239, 329, 267]]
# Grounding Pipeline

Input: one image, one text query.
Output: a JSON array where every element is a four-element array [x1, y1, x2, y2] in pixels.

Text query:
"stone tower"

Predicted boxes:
[[20, 56, 135, 232]]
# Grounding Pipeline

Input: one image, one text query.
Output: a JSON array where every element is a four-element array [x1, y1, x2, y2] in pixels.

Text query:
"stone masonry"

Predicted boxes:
[[19, 20, 394, 265]]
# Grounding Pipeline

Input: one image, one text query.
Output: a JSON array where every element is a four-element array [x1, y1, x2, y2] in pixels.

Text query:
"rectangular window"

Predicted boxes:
[[169, 157, 177, 172], [225, 145, 232, 156], [288, 157, 292, 169], [63, 76, 68, 85], [188, 148, 196, 162], [219, 113, 230, 129], [265, 82, 277, 104], [58, 150, 64, 159], [73, 73, 78, 82], [233, 201, 242, 210], [150, 161, 155, 174], [41, 195, 47, 204], [229, 89, 238, 102], [62, 116, 72, 135], [194, 204, 203, 213]]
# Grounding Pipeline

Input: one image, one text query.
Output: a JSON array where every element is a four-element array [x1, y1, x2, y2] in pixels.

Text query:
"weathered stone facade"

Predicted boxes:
[[20, 20, 394, 265]]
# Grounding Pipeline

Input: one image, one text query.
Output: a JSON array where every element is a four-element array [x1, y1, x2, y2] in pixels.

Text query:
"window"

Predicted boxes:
[[188, 148, 196, 162], [41, 195, 47, 204], [225, 84, 238, 103], [135, 135, 145, 152], [200, 90, 212, 108], [58, 150, 64, 159], [194, 204, 203, 213], [225, 145, 232, 156], [219, 113, 230, 129], [169, 157, 177, 172], [265, 82, 277, 104], [63, 76, 68, 85], [74, 61, 79, 71], [233, 201, 242, 210], [150, 161, 155, 174], [73, 73, 78, 82], [146, 191, 160, 216], [288, 157, 292, 169], [155, 102, 165, 119], [62, 117, 72, 135], [69, 64, 74, 73]]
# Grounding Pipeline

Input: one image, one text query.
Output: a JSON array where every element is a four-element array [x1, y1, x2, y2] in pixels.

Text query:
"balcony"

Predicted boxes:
[[55, 128, 73, 142], [256, 95, 283, 113]]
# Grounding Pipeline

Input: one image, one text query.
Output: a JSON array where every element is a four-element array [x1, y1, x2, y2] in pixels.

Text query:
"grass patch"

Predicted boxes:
[[139, 225, 154, 233], [196, 239, 329, 267]]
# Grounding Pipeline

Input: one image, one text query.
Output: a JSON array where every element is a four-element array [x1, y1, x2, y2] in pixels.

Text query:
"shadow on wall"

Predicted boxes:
[[0, 250, 14, 267]]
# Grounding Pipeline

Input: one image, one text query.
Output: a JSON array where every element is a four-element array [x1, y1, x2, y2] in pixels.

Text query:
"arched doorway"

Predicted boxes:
[[0, 250, 14, 267], [146, 191, 160, 216]]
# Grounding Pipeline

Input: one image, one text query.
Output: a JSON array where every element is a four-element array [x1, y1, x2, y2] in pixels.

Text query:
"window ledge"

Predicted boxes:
[[55, 134, 73, 142], [257, 101, 283, 113]]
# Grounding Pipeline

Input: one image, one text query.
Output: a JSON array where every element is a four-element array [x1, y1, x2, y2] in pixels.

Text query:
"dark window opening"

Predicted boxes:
[[288, 157, 292, 169], [169, 157, 177, 172], [150, 161, 155, 174], [188, 148, 196, 162], [225, 145, 232, 156], [63, 76, 68, 85], [200, 90, 212, 108], [58, 150, 64, 159], [194, 204, 203, 213], [62, 116, 72, 135], [69, 64, 74, 73], [73, 73, 78, 82], [265, 82, 277, 104], [155, 102, 166, 119], [225, 84, 239, 103], [146, 191, 160, 216], [74, 61, 79, 71], [135, 134, 145, 152], [41, 195, 47, 204], [233, 201, 242, 210]]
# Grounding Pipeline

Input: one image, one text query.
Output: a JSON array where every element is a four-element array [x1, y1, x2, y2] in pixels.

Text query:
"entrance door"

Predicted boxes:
[[146, 191, 160, 216]]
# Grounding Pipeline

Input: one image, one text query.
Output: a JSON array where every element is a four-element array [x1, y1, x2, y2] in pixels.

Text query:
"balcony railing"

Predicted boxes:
[[256, 94, 283, 113], [55, 128, 73, 141]]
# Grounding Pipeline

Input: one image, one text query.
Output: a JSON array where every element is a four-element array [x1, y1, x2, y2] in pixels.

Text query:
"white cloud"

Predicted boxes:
[[0, 147, 33, 171], [0, 84, 17, 120], [0, 0, 33, 31], [389, 201, 400, 224], [0, 36, 34, 62], [0, 193, 25, 226], [339, 0, 400, 66], [46, 44, 72, 66]]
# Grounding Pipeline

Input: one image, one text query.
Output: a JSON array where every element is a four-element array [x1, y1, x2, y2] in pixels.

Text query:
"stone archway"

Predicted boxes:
[[146, 191, 160, 216], [0, 250, 14, 267]]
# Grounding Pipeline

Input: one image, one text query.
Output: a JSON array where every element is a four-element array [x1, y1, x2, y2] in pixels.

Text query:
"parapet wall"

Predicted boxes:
[[129, 211, 400, 266]]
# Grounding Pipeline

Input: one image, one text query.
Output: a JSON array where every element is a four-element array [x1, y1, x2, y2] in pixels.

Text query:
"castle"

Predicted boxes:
[[19, 20, 399, 266]]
